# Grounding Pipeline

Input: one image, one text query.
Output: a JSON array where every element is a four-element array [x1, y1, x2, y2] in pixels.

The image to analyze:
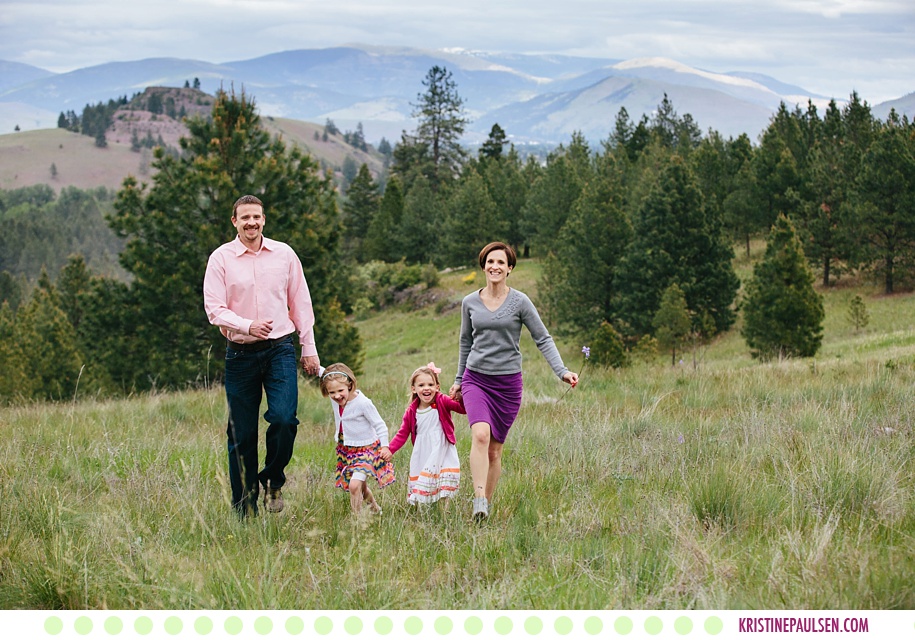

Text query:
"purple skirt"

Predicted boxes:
[[461, 369, 523, 443]]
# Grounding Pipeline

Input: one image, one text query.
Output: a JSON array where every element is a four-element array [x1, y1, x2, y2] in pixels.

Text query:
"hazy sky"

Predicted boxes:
[[2, 0, 913, 103]]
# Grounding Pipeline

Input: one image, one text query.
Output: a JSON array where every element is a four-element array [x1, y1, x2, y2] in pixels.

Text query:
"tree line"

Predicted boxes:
[[2, 88, 362, 402], [1, 68, 913, 403], [340, 67, 913, 364], [58, 96, 133, 147]]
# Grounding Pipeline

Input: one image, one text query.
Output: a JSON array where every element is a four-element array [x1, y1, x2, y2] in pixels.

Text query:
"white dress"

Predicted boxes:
[[407, 407, 461, 504]]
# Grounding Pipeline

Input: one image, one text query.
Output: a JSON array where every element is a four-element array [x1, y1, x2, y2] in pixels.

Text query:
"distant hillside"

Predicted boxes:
[[0, 60, 55, 93], [107, 87, 215, 150], [872, 92, 915, 121], [0, 88, 386, 193], [2, 45, 910, 145]]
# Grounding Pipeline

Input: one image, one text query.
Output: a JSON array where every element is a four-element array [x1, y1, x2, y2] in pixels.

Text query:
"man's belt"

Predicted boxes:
[[227, 332, 295, 353]]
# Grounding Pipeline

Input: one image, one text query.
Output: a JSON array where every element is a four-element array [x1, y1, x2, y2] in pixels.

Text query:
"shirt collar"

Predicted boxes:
[[232, 235, 276, 257]]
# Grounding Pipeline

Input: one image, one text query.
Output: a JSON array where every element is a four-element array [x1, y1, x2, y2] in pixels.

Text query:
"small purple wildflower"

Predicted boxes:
[[677, 433, 685, 444], [557, 345, 590, 403]]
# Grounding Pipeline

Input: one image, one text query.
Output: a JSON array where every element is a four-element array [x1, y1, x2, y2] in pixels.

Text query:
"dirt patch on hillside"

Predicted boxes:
[[108, 87, 213, 149]]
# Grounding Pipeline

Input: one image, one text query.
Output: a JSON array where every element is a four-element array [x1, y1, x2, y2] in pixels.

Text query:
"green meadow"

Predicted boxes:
[[1, 259, 913, 609]]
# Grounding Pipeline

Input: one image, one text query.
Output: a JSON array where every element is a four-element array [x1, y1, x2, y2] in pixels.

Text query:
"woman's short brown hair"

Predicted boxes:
[[478, 241, 517, 271], [320, 362, 357, 396]]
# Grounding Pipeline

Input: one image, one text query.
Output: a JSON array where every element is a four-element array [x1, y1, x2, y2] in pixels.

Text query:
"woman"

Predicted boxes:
[[449, 241, 578, 520]]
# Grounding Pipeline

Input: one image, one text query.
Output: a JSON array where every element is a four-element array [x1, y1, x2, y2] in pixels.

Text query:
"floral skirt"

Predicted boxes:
[[335, 439, 395, 491]]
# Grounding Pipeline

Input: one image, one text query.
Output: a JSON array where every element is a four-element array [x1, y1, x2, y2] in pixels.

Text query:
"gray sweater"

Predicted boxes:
[[455, 288, 569, 384]]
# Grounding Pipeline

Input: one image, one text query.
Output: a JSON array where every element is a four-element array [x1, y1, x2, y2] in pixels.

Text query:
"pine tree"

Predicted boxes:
[[853, 117, 915, 294], [57, 254, 91, 330], [364, 177, 404, 263], [17, 286, 85, 399], [0, 271, 25, 311], [390, 132, 429, 193], [108, 88, 360, 388], [614, 155, 739, 337], [479, 123, 507, 160], [439, 168, 505, 268], [410, 65, 468, 190], [650, 94, 701, 152], [0, 302, 32, 401], [847, 295, 870, 333], [588, 322, 629, 369], [520, 134, 590, 257], [76, 277, 142, 392], [607, 107, 634, 154], [399, 175, 441, 264], [742, 214, 824, 359], [146, 92, 163, 115], [653, 283, 691, 365], [751, 103, 806, 234], [538, 154, 631, 336], [478, 146, 528, 251], [341, 155, 359, 191], [797, 100, 854, 286], [342, 164, 379, 261]]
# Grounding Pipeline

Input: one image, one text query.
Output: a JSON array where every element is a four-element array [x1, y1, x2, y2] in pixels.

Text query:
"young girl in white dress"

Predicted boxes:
[[380, 363, 464, 506]]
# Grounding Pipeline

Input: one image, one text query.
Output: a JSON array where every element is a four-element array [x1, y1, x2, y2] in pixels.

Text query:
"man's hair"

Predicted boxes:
[[478, 241, 517, 271], [232, 195, 264, 217]]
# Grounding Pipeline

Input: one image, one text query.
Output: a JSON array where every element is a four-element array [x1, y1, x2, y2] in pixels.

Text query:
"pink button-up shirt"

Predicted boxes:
[[203, 236, 318, 357]]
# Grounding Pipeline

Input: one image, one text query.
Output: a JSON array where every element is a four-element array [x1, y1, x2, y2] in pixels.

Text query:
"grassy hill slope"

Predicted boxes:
[[0, 258, 913, 610], [0, 128, 139, 193], [0, 98, 385, 194]]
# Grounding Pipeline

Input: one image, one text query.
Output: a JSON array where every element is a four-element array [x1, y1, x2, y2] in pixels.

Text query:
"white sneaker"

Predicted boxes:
[[472, 497, 489, 521]]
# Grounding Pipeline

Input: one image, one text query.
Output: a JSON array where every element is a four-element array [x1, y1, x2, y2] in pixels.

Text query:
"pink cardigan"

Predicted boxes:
[[387, 392, 465, 454]]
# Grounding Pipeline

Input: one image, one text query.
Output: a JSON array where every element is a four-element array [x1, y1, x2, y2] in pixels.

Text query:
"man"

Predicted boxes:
[[203, 195, 320, 517]]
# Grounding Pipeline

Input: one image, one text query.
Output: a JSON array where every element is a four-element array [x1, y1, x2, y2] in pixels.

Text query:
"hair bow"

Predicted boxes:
[[426, 362, 442, 374]]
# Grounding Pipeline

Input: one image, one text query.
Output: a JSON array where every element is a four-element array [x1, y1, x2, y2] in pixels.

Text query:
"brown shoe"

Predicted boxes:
[[264, 487, 284, 513]]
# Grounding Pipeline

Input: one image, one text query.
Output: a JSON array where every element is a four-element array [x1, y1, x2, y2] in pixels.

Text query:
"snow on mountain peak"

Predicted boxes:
[[613, 57, 776, 95]]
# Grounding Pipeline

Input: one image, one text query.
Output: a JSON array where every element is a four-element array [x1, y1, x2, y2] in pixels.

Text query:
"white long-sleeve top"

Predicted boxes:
[[331, 391, 390, 447]]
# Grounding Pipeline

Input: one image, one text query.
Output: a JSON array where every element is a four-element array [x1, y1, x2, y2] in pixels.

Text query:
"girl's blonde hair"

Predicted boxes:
[[408, 364, 441, 404], [320, 363, 357, 396]]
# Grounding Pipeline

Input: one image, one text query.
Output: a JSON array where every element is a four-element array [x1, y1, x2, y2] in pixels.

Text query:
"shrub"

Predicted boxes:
[[351, 260, 438, 312], [589, 322, 629, 368]]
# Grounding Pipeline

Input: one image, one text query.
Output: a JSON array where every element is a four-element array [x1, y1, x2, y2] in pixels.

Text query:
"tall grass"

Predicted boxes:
[[0, 264, 913, 609]]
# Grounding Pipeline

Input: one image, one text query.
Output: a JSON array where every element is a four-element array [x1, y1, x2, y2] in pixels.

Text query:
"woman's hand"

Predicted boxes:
[[378, 446, 392, 462], [449, 384, 462, 402], [562, 371, 579, 387]]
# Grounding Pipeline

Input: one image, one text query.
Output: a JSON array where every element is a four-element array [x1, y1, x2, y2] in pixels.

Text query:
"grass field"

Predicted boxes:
[[0, 260, 913, 609]]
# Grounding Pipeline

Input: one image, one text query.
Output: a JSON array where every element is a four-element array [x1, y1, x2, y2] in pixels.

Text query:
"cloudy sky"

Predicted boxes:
[[2, 0, 912, 103]]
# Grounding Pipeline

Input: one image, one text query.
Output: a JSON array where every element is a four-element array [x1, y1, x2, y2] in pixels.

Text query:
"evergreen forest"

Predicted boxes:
[[1, 66, 913, 403]]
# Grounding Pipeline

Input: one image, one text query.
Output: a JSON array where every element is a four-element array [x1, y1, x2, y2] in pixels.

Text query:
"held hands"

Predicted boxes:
[[249, 319, 273, 339], [301, 355, 321, 376], [378, 446, 392, 462], [449, 384, 462, 403]]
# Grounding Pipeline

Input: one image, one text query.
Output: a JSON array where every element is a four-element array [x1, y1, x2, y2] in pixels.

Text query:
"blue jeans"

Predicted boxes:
[[224, 336, 299, 516]]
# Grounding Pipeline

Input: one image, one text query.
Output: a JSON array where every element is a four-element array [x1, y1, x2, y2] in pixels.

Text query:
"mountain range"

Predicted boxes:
[[1, 45, 912, 145]]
